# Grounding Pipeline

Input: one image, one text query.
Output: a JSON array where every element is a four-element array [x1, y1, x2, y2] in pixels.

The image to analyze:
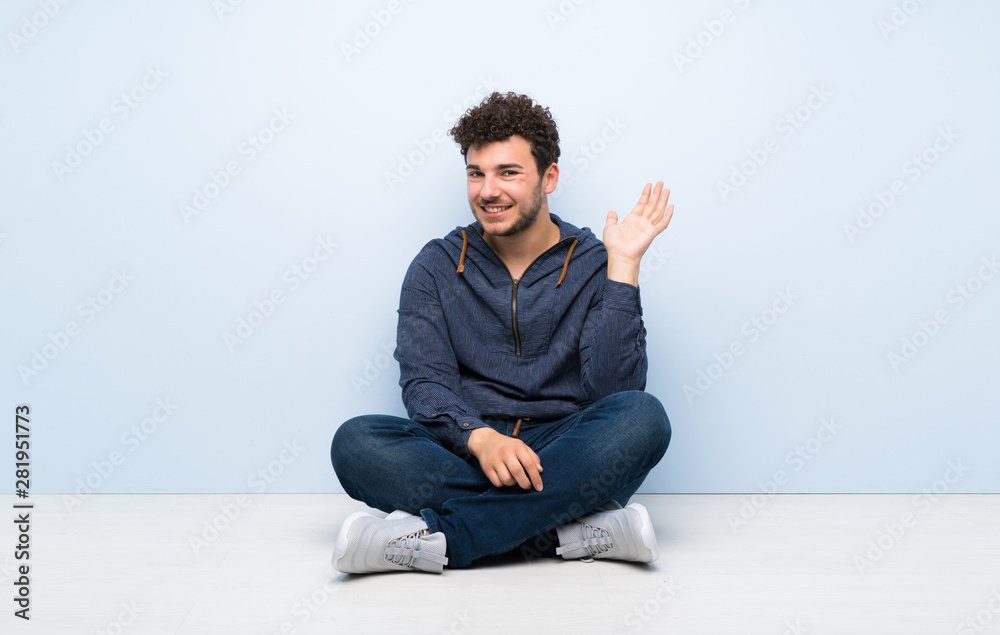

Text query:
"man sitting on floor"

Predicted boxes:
[[330, 90, 674, 573]]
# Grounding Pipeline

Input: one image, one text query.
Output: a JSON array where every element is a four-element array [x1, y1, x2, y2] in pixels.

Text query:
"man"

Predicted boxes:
[[330, 91, 673, 574]]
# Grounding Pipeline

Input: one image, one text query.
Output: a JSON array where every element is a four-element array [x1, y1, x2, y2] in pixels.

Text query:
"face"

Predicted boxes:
[[465, 135, 554, 238]]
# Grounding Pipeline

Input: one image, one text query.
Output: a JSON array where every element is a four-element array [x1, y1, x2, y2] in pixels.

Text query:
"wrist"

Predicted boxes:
[[467, 427, 495, 457], [607, 255, 640, 287]]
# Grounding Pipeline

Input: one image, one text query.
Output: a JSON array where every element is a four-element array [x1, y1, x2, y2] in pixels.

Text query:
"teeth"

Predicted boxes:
[[484, 205, 512, 212]]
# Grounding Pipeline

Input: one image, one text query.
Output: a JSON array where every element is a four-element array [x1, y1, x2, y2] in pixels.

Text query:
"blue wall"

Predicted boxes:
[[2, 0, 997, 495]]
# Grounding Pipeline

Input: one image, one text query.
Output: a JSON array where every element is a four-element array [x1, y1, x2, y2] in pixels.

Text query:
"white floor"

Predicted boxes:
[[1, 494, 998, 634]]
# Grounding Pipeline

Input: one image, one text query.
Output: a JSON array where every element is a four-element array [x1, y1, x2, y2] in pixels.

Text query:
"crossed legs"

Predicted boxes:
[[331, 390, 670, 568]]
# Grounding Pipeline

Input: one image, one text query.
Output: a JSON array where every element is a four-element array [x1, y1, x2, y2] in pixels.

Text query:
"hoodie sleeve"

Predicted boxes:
[[394, 252, 491, 461], [578, 272, 648, 401]]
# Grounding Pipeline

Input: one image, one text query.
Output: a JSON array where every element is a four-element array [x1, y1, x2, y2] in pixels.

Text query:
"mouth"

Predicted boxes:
[[480, 203, 513, 219]]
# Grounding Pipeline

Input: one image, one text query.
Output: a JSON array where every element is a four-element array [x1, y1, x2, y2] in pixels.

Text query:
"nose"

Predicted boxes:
[[480, 173, 501, 201]]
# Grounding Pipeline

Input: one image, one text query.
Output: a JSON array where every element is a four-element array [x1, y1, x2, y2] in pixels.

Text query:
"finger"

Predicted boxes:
[[656, 184, 668, 206], [509, 461, 532, 491], [634, 182, 652, 209], [499, 453, 531, 490], [645, 182, 665, 217], [653, 188, 671, 222], [518, 448, 544, 491], [525, 461, 543, 491], [656, 203, 674, 229], [605, 210, 617, 228], [485, 468, 503, 489], [528, 447, 542, 470], [636, 182, 664, 220], [494, 463, 516, 487], [517, 443, 542, 467]]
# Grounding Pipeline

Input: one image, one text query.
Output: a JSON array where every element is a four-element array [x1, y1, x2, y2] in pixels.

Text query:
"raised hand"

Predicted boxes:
[[603, 181, 674, 286]]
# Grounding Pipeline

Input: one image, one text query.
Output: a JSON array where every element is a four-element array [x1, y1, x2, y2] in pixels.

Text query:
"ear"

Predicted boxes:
[[542, 162, 559, 194]]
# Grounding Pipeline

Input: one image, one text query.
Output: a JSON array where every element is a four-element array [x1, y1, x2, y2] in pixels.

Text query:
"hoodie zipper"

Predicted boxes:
[[511, 278, 521, 356], [505, 236, 575, 357]]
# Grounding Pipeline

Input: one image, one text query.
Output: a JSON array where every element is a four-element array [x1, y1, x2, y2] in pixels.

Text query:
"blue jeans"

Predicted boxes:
[[330, 390, 670, 568]]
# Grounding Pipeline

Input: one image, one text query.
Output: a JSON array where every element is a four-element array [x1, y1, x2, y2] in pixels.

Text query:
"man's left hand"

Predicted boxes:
[[603, 181, 674, 286]]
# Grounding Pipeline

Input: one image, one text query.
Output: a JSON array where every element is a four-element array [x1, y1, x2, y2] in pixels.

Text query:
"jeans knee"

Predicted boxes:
[[330, 415, 371, 475], [653, 409, 671, 457], [618, 390, 671, 455]]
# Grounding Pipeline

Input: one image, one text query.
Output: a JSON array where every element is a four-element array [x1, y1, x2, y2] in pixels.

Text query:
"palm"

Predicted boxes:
[[603, 182, 673, 262]]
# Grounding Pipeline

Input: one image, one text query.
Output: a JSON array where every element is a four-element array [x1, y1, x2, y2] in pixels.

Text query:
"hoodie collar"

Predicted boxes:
[[456, 213, 584, 287]]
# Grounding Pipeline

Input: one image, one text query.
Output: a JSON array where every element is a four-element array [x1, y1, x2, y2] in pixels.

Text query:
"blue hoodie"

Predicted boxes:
[[394, 212, 648, 460]]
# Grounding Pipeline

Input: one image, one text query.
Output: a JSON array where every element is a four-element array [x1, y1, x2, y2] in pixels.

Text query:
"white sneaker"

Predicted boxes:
[[555, 503, 659, 563], [385, 510, 417, 520], [332, 512, 448, 574]]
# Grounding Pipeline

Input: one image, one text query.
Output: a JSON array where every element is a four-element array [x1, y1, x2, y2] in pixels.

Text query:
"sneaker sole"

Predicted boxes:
[[332, 511, 374, 573], [626, 503, 659, 563]]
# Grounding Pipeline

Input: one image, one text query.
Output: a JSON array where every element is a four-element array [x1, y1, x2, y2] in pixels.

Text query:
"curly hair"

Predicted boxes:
[[447, 91, 560, 178]]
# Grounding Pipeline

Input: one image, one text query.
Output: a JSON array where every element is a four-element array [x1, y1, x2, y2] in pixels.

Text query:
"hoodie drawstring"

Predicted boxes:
[[457, 231, 578, 286], [456, 229, 468, 273], [511, 418, 529, 438], [555, 239, 578, 287]]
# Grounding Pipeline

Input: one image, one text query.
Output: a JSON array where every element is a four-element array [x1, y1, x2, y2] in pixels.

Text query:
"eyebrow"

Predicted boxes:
[[466, 163, 524, 172]]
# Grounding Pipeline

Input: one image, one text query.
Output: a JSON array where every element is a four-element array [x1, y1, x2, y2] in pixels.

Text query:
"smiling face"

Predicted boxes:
[[465, 135, 557, 239]]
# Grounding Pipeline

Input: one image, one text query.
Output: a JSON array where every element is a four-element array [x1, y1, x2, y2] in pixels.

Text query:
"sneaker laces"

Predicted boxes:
[[556, 521, 614, 557], [384, 529, 448, 568]]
